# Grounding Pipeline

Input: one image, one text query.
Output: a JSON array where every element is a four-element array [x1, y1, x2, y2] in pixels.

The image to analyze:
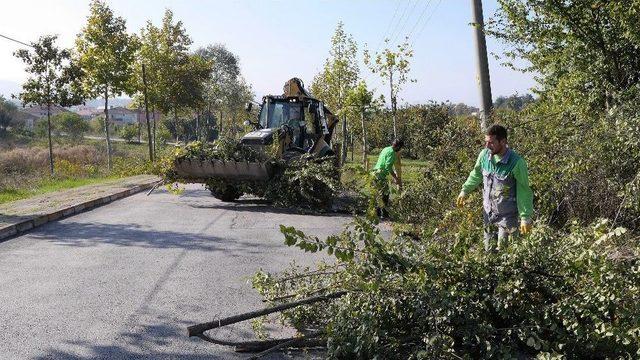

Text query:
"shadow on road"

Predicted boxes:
[[34, 323, 261, 360], [28, 221, 274, 254], [35, 314, 303, 360], [189, 200, 351, 217], [0, 213, 35, 225]]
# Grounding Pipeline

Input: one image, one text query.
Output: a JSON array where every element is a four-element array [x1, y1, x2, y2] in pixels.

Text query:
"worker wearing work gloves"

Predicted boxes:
[[457, 124, 533, 251], [372, 138, 404, 219]]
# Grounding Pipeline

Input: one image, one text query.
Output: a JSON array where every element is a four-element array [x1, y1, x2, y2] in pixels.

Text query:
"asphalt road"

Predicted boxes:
[[0, 184, 350, 359]]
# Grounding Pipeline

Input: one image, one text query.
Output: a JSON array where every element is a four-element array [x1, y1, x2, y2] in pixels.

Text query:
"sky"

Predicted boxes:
[[0, 0, 536, 107]]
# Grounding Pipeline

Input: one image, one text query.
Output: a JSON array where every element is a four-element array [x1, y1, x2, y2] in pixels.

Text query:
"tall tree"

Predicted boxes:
[[137, 19, 164, 156], [14, 35, 84, 175], [489, 0, 640, 114], [345, 81, 379, 169], [0, 95, 18, 135], [146, 10, 211, 142], [364, 38, 414, 139], [196, 44, 240, 133], [311, 22, 359, 164], [75, 0, 138, 170]]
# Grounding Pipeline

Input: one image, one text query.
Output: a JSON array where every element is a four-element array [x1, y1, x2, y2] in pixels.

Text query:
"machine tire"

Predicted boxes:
[[206, 182, 243, 202], [210, 186, 243, 202]]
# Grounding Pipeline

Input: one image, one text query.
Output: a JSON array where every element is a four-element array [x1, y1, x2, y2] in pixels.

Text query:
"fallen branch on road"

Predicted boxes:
[[187, 291, 346, 353], [145, 180, 164, 196]]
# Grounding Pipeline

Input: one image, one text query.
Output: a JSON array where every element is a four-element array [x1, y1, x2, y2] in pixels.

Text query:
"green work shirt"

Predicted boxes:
[[461, 148, 534, 221], [373, 146, 397, 179]]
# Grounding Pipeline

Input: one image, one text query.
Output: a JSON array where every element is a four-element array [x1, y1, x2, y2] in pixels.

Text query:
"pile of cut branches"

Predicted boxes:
[[241, 218, 640, 359], [157, 140, 340, 210]]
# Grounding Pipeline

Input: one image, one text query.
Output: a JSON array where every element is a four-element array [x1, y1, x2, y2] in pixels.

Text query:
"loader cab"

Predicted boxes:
[[257, 97, 315, 150], [258, 97, 303, 129]]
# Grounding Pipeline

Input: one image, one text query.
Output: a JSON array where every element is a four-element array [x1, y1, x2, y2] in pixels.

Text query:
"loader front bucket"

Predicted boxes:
[[173, 158, 273, 181]]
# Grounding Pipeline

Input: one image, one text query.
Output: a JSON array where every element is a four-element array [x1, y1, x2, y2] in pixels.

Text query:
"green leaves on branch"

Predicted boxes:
[[75, 0, 138, 99], [14, 34, 85, 175], [266, 217, 640, 358], [489, 0, 640, 113], [281, 225, 354, 262]]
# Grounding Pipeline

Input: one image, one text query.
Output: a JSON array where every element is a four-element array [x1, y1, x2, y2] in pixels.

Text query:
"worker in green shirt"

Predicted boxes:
[[372, 139, 404, 218], [457, 124, 533, 251]]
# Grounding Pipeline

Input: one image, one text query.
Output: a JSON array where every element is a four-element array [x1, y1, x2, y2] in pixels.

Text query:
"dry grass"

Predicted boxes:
[[0, 145, 103, 174], [0, 139, 155, 202]]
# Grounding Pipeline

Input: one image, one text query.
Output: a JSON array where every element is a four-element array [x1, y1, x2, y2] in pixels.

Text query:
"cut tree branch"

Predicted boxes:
[[187, 291, 346, 337]]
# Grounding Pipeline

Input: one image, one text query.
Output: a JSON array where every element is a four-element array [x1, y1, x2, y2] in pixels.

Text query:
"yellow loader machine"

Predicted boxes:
[[172, 78, 339, 201]]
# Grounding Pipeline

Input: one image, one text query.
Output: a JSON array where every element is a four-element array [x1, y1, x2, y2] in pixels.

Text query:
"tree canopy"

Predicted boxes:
[[489, 0, 640, 114], [75, 0, 138, 169], [14, 34, 84, 174]]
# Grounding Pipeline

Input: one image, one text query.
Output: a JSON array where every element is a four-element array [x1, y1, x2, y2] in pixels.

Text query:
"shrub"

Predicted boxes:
[[52, 112, 90, 143], [119, 124, 139, 143], [254, 217, 639, 359]]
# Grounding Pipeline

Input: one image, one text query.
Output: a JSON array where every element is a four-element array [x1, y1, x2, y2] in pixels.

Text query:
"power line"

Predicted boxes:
[[410, 0, 443, 48], [363, 0, 442, 106], [384, 0, 413, 50], [389, 0, 422, 46], [0, 33, 32, 48], [373, 1, 403, 54], [405, 0, 433, 42]]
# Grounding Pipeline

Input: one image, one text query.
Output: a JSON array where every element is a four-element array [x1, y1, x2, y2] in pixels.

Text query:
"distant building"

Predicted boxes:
[[106, 106, 137, 125], [16, 105, 72, 129], [136, 109, 162, 124], [72, 105, 102, 120], [14, 111, 39, 130], [20, 105, 70, 118]]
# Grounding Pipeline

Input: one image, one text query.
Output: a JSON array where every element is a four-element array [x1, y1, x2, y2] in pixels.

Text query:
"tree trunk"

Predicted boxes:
[[173, 107, 179, 143], [104, 86, 112, 170], [195, 111, 200, 141], [142, 64, 154, 162], [341, 113, 347, 165], [46, 102, 54, 175], [390, 71, 397, 139], [361, 108, 368, 169], [350, 131, 354, 162], [219, 109, 223, 136], [152, 107, 156, 155]]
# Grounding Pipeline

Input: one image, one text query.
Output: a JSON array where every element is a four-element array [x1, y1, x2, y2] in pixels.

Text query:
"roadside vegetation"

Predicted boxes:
[[0, 134, 159, 204], [2, 0, 252, 204], [248, 1, 640, 358], [2, 0, 639, 358]]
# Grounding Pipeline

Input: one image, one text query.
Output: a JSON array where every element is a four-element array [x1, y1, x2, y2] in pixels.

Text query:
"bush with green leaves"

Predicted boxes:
[[50, 112, 90, 143], [119, 124, 138, 143], [252, 216, 639, 359]]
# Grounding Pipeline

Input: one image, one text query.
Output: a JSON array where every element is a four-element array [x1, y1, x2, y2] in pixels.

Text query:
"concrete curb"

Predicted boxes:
[[0, 181, 159, 243]]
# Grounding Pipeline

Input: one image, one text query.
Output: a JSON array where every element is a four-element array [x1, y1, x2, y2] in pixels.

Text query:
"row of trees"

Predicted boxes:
[[310, 22, 414, 165], [309, 22, 536, 165], [13, 0, 252, 175]]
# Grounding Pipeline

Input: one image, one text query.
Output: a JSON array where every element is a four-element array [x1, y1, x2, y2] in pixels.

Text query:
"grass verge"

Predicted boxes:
[[0, 176, 116, 205]]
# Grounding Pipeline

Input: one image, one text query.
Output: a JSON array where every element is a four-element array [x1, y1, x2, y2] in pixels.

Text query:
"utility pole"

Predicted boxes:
[[142, 63, 154, 162], [471, 0, 493, 131]]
